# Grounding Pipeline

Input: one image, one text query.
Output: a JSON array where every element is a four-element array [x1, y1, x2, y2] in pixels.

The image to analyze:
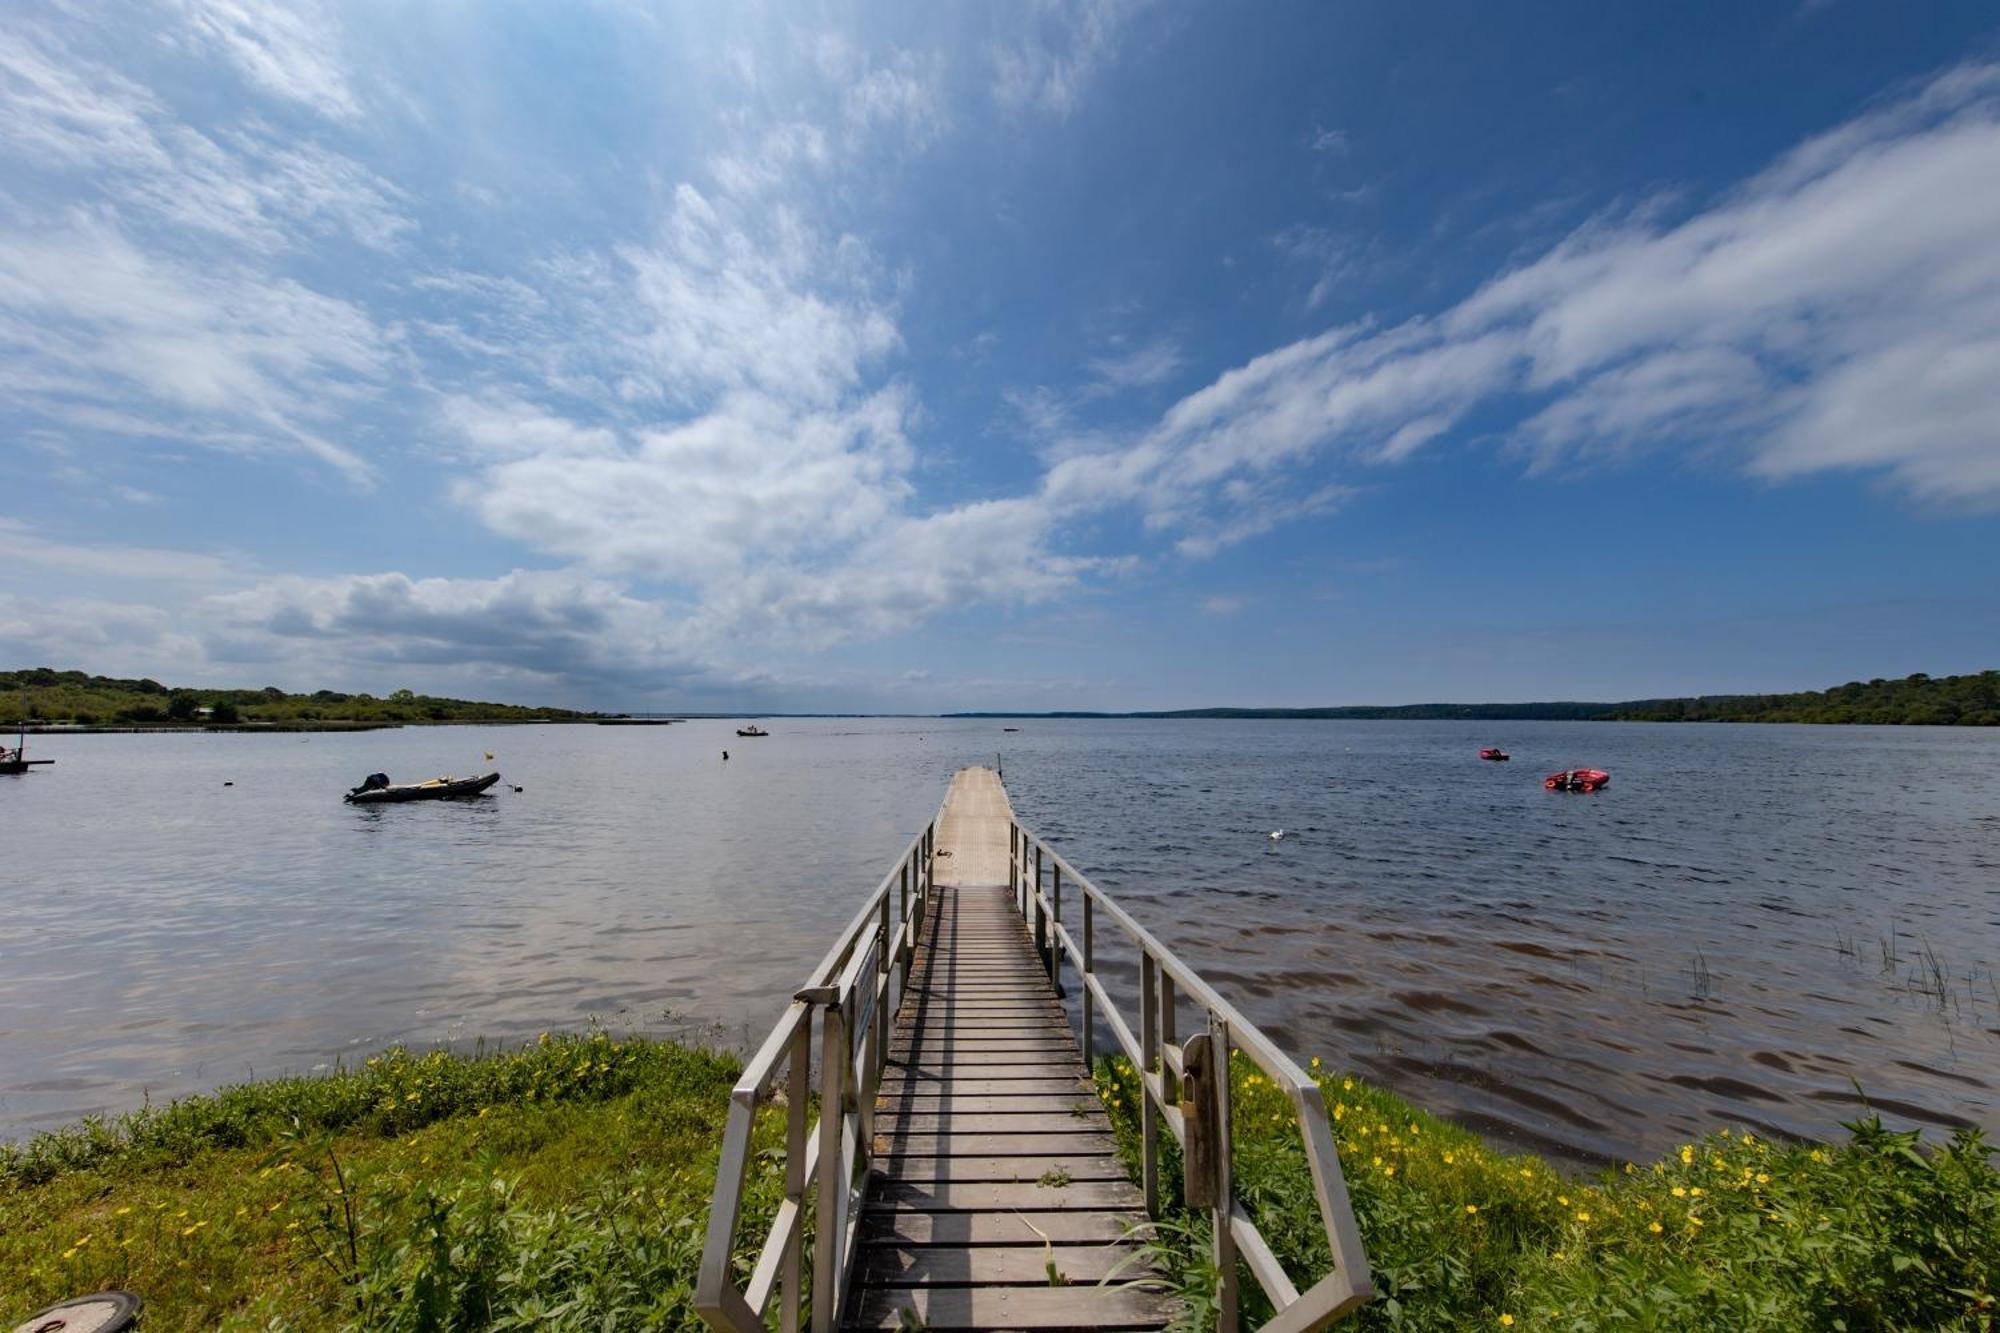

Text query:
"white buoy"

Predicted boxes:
[[1269, 829, 1285, 841]]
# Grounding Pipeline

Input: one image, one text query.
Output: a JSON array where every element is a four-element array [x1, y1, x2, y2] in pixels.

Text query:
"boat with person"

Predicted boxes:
[[1545, 767, 1610, 792], [1, 723, 54, 775], [735, 725, 769, 737], [344, 771, 501, 804], [1479, 747, 1509, 761]]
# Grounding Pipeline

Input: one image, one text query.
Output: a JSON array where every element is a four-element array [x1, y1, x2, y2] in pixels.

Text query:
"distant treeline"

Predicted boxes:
[[1601, 671, 2000, 725], [951, 670, 2000, 726], [0, 668, 596, 726]]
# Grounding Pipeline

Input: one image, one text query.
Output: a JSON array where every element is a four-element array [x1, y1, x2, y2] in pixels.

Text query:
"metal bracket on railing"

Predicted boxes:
[[1181, 1033, 1219, 1208]]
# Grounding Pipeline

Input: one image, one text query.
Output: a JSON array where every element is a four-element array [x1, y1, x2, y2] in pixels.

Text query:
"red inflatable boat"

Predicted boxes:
[[1545, 768, 1610, 792]]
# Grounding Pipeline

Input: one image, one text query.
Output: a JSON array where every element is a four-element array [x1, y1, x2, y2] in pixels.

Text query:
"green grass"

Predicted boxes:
[[11, 1032, 1996, 1330], [0, 1035, 784, 1330], [1096, 1056, 2000, 1330]]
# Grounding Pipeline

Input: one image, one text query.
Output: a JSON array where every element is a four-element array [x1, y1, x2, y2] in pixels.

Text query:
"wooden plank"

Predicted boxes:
[[858, 1243, 1144, 1286], [872, 1095, 1100, 1114], [876, 1131, 1119, 1157], [861, 1209, 1142, 1247], [870, 1179, 1147, 1211], [876, 1110, 1108, 1134], [846, 1284, 1171, 1330], [886, 1058, 1082, 1076], [878, 1154, 1132, 1184], [880, 1073, 1086, 1091]]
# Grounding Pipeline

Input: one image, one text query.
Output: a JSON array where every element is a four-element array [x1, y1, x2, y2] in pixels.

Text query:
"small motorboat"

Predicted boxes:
[[345, 772, 501, 804], [1479, 747, 1510, 761], [735, 725, 769, 738], [1, 724, 54, 775], [1545, 768, 1610, 793]]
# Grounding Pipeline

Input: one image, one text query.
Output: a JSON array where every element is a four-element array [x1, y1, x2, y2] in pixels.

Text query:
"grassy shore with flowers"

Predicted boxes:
[[0, 1034, 786, 1330], [4, 1032, 1996, 1330], [1095, 1055, 2000, 1330]]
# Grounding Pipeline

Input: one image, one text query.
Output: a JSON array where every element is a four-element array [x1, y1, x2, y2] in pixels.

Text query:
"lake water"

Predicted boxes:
[[2, 719, 1996, 1168]]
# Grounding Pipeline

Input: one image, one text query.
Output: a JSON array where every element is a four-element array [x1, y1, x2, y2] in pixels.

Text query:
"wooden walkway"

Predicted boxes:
[[847, 768, 1172, 1331]]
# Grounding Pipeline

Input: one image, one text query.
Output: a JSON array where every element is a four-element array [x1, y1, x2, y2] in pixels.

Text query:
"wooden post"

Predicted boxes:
[[1050, 864, 1063, 989], [1211, 1018, 1239, 1330], [1161, 975, 1180, 1104], [781, 1016, 811, 1333], [1139, 952, 1160, 1217], [1180, 1034, 1218, 1208], [1081, 894, 1095, 1067], [805, 989, 847, 1333]]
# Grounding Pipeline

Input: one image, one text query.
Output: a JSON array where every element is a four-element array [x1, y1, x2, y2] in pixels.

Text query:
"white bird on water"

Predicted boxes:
[[1269, 829, 1286, 841]]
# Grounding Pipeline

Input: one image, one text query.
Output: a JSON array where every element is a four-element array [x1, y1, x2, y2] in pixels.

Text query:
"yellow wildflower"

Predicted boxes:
[[1500, 1315, 1515, 1327], [1680, 1145, 1694, 1165], [1649, 1221, 1664, 1234], [1465, 1204, 1479, 1215]]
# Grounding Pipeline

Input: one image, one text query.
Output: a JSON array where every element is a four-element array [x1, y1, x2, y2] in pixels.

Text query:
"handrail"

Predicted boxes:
[[1011, 818, 1373, 1331], [696, 792, 947, 1333]]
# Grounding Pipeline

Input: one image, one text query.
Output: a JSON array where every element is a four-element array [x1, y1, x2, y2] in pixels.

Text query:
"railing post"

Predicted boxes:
[[1139, 951, 1160, 1217], [1049, 864, 1063, 987], [1161, 975, 1180, 1104], [1032, 844, 1047, 966], [781, 1016, 811, 1333], [806, 989, 847, 1333], [1009, 823, 1018, 906], [1212, 1018, 1239, 1331], [1180, 1034, 1218, 1209], [1081, 894, 1095, 1068]]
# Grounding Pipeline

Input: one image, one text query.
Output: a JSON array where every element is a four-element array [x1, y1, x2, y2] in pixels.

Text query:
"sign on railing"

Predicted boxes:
[[1010, 820, 1373, 1331]]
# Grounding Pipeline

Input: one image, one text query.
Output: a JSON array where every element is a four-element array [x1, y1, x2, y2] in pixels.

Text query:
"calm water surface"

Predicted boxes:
[[3, 719, 1996, 1167]]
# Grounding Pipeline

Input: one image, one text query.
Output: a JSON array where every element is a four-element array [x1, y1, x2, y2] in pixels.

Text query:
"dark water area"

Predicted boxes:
[[2, 719, 1996, 1170]]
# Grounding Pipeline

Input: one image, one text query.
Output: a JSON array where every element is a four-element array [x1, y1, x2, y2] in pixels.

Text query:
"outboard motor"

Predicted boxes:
[[350, 772, 392, 796]]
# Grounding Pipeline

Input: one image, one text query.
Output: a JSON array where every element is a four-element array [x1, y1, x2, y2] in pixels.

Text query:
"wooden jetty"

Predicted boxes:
[[698, 767, 1369, 1332]]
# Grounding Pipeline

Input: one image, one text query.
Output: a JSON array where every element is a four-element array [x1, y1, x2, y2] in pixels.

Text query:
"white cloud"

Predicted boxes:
[[1087, 337, 1183, 391], [0, 519, 235, 581], [169, 0, 360, 121], [1309, 126, 1348, 154], [844, 50, 947, 148], [0, 215, 390, 481], [991, 0, 1153, 117], [0, 32, 408, 251], [1080, 60, 2000, 528]]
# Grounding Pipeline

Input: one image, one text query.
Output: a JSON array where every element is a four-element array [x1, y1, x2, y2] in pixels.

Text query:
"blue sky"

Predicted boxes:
[[2, 1, 1997, 711]]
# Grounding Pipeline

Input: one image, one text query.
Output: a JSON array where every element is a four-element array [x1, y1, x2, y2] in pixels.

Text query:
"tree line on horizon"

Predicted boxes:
[[954, 670, 2000, 725], [0, 668, 593, 726]]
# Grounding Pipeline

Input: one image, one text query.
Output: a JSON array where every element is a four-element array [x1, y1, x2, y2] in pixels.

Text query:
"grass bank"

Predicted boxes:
[[7, 1036, 1994, 1329], [1095, 1057, 2000, 1330], [0, 1034, 783, 1330]]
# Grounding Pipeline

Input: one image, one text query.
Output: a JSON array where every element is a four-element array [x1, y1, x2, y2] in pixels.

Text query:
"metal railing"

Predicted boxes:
[[695, 796, 943, 1333], [1011, 818, 1373, 1331]]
